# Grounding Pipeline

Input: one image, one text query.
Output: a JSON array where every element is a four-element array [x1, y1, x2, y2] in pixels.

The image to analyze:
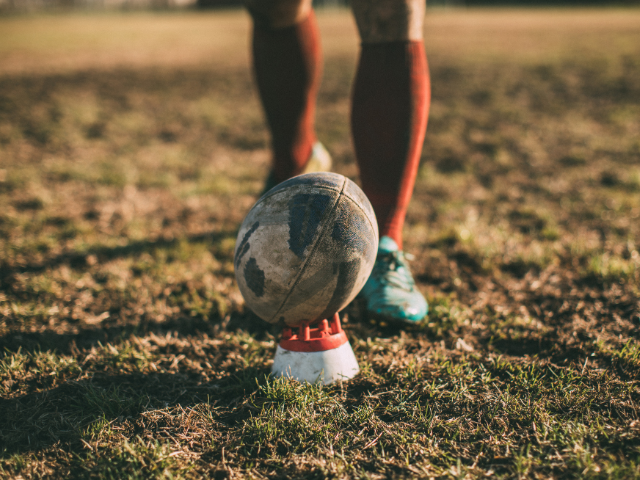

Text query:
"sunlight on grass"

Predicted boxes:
[[77, 438, 187, 479]]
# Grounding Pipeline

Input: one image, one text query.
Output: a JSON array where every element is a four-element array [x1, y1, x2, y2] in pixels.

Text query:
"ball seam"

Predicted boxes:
[[267, 176, 348, 324], [342, 190, 379, 241]]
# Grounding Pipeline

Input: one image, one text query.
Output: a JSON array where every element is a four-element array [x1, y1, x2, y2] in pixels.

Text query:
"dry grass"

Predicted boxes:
[[3, 9, 639, 75], [1, 7, 640, 479]]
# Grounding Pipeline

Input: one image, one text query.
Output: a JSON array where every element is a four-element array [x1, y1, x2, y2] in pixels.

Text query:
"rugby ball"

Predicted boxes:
[[234, 172, 378, 326]]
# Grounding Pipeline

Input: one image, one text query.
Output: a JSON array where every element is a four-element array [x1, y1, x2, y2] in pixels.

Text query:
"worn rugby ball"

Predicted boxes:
[[234, 172, 378, 326]]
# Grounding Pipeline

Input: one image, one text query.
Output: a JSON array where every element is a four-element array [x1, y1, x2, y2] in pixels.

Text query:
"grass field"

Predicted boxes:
[[1, 7, 640, 479]]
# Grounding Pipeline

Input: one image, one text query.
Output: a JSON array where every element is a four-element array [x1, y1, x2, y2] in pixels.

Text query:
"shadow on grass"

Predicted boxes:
[[0, 308, 277, 355], [0, 229, 238, 285], [0, 367, 268, 457], [488, 336, 556, 356]]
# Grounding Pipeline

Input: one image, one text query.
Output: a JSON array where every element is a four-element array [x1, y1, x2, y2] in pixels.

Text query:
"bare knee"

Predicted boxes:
[[351, 0, 425, 43], [245, 0, 313, 29]]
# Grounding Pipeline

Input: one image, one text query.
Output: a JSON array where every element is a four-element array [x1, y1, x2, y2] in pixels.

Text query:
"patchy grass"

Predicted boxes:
[[1, 7, 640, 479]]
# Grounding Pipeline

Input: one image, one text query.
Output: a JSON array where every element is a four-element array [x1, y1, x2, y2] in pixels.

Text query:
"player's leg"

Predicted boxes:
[[351, 0, 431, 323], [247, 0, 330, 192]]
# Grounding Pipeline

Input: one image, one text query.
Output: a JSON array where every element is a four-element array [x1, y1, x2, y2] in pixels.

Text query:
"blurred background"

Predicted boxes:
[[2, 0, 639, 14]]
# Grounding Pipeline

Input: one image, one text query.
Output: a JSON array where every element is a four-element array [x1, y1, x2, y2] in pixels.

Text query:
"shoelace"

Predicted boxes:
[[372, 250, 416, 291]]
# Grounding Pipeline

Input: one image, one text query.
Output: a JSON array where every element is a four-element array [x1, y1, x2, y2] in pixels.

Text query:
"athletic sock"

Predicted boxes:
[[252, 10, 322, 184], [351, 41, 431, 250]]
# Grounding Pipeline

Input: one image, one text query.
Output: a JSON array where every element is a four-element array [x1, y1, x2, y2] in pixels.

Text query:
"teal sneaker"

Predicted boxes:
[[360, 236, 428, 324], [261, 141, 332, 195]]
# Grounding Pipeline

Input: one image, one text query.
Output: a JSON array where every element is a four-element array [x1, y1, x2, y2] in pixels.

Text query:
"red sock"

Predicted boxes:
[[252, 11, 322, 183], [351, 41, 431, 250]]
